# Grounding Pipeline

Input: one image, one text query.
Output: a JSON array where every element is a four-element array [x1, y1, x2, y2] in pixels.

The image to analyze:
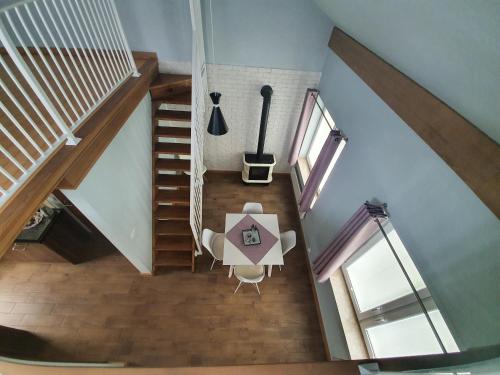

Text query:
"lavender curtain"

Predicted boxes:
[[298, 130, 343, 213], [313, 202, 388, 283], [288, 89, 319, 166]]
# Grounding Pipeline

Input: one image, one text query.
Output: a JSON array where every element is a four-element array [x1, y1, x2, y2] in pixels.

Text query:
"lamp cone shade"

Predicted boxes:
[[207, 92, 228, 136]]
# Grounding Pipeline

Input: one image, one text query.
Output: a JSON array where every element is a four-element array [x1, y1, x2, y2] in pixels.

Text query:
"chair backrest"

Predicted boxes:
[[234, 265, 265, 282], [242, 202, 263, 214], [280, 230, 297, 257], [202, 228, 217, 257]]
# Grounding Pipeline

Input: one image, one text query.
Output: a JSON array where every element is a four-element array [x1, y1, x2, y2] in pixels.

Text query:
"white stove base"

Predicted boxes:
[[242, 153, 276, 184]]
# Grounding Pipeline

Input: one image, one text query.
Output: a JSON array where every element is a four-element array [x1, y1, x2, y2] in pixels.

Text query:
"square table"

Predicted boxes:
[[223, 213, 284, 278]]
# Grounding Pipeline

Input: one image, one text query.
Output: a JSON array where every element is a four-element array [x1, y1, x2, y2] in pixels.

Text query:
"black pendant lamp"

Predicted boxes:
[[207, 92, 228, 135]]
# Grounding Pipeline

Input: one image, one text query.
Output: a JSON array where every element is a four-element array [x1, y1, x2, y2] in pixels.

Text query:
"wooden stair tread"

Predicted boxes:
[[150, 74, 194, 273], [150, 74, 191, 90], [155, 235, 192, 251], [156, 159, 190, 171], [155, 251, 192, 267], [155, 142, 191, 155], [156, 174, 190, 188], [156, 126, 191, 138], [153, 92, 191, 106], [155, 206, 189, 220], [156, 220, 191, 236], [155, 110, 191, 122], [156, 190, 190, 204]]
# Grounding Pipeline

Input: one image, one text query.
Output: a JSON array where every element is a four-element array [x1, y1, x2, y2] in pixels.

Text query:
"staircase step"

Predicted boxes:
[[155, 142, 191, 155], [153, 91, 191, 106], [156, 174, 190, 188], [156, 126, 191, 139], [156, 206, 189, 220], [156, 189, 190, 204], [150, 74, 194, 273], [155, 109, 191, 122], [150, 74, 191, 100], [156, 220, 191, 236], [155, 235, 192, 251], [155, 251, 192, 267], [156, 159, 190, 172]]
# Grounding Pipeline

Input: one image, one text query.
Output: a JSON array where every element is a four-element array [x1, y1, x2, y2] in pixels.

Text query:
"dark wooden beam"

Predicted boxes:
[[329, 28, 500, 218]]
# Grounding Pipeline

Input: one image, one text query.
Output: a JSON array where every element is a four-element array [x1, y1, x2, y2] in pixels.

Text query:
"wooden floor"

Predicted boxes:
[[0, 172, 325, 367]]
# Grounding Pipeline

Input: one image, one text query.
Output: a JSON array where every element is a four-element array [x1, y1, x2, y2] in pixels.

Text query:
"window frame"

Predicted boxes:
[[339, 221, 458, 358], [295, 95, 335, 198]]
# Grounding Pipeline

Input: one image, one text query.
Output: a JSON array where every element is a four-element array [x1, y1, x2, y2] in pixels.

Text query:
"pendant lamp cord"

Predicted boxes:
[[209, 0, 216, 65]]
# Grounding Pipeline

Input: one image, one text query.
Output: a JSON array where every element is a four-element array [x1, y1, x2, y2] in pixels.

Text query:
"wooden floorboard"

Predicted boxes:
[[0, 172, 325, 367]]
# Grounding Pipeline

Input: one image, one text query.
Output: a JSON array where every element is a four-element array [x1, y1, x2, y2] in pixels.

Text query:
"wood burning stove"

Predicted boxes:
[[242, 85, 276, 184]]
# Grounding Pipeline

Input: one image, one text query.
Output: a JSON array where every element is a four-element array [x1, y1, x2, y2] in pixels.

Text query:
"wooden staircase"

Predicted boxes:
[[150, 74, 194, 273]]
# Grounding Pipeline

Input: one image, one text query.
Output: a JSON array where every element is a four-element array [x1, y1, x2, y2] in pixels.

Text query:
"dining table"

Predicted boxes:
[[223, 213, 284, 277]]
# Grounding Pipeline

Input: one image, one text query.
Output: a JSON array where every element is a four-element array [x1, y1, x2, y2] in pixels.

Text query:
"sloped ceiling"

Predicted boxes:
[[313, 0, 500, 144]]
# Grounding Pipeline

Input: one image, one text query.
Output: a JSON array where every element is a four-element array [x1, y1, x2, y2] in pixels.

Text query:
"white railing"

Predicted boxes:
[[0, 0, 138, 206], [189, 0, 206, 255]]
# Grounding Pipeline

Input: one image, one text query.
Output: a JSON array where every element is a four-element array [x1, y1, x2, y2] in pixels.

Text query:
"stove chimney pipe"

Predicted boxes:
[[256, 85, 273, 161]]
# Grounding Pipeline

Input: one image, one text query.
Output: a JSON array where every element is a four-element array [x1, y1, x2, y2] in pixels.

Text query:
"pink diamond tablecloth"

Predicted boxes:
[[226, 215, 278, 264]]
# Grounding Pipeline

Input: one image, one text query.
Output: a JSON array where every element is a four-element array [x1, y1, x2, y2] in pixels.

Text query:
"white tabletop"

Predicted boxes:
[[223, 213, 284, 266]]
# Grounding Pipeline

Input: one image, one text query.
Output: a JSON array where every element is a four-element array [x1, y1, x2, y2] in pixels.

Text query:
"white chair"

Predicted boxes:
[[233, 265, 265, 295], [242, 202, 263, 214], [279, 230, 297, 270], [202, 228, 224, 270]]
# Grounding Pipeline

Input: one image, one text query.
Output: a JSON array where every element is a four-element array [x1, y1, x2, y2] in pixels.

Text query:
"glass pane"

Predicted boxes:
[[365, 310, 457, 358], [306, 118, 330, 168], [386, 226, 426, 292], [344, 224, 426, 313]]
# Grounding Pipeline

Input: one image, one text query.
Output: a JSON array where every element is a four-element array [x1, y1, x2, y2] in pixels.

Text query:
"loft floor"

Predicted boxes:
[[0, 172, 325, 367]]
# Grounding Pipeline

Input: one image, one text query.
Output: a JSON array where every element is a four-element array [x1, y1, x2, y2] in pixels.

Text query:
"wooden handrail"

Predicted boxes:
[[0, 52, 158, 259]]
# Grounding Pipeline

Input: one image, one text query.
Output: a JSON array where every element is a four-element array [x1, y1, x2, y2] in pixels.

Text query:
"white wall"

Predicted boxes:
[[115, 0, 192, 74], [202, 0, 333, 71], [63, 94, 152, 273], [302, 51, 500, 358], [204, 64, 321, 172]]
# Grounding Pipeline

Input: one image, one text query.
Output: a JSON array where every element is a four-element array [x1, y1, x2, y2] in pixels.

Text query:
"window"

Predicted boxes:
[[338, 222, 459, 358], [296, 96, 337, 203]]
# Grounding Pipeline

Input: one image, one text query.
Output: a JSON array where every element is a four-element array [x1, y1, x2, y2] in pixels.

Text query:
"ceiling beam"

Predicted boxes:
[[329, 27, 500, 218]]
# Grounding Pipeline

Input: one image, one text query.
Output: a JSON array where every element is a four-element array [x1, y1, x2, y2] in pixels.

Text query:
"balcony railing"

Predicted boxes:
[[0, 0, 138, 206]]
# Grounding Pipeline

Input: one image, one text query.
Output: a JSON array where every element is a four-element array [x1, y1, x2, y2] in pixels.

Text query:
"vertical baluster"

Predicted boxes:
[[102, 0, 132, 73], [52, 0, 101, 100], [0, 123, 37, 164], [0, 54, 59, 140], [42, 0, 96, 106], [108, 0, 140, 77], [80, 0, 119, 85], [0, 102, 44, 156], [0, 164, 18, 185], [73, 0, 113, 90], [0, 13, 80, 145], [0, 145, 27, 174], [65, 0, 109, 94], [31, 1, 88, 112], [93, 0, 127, 78], [88, 0, 124, 80], [6, 10, 76, 124], [0, 78, 52, 147]]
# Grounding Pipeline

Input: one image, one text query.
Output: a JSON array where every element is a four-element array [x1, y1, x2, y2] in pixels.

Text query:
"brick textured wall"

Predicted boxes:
[[204, 64, 321, 172]]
